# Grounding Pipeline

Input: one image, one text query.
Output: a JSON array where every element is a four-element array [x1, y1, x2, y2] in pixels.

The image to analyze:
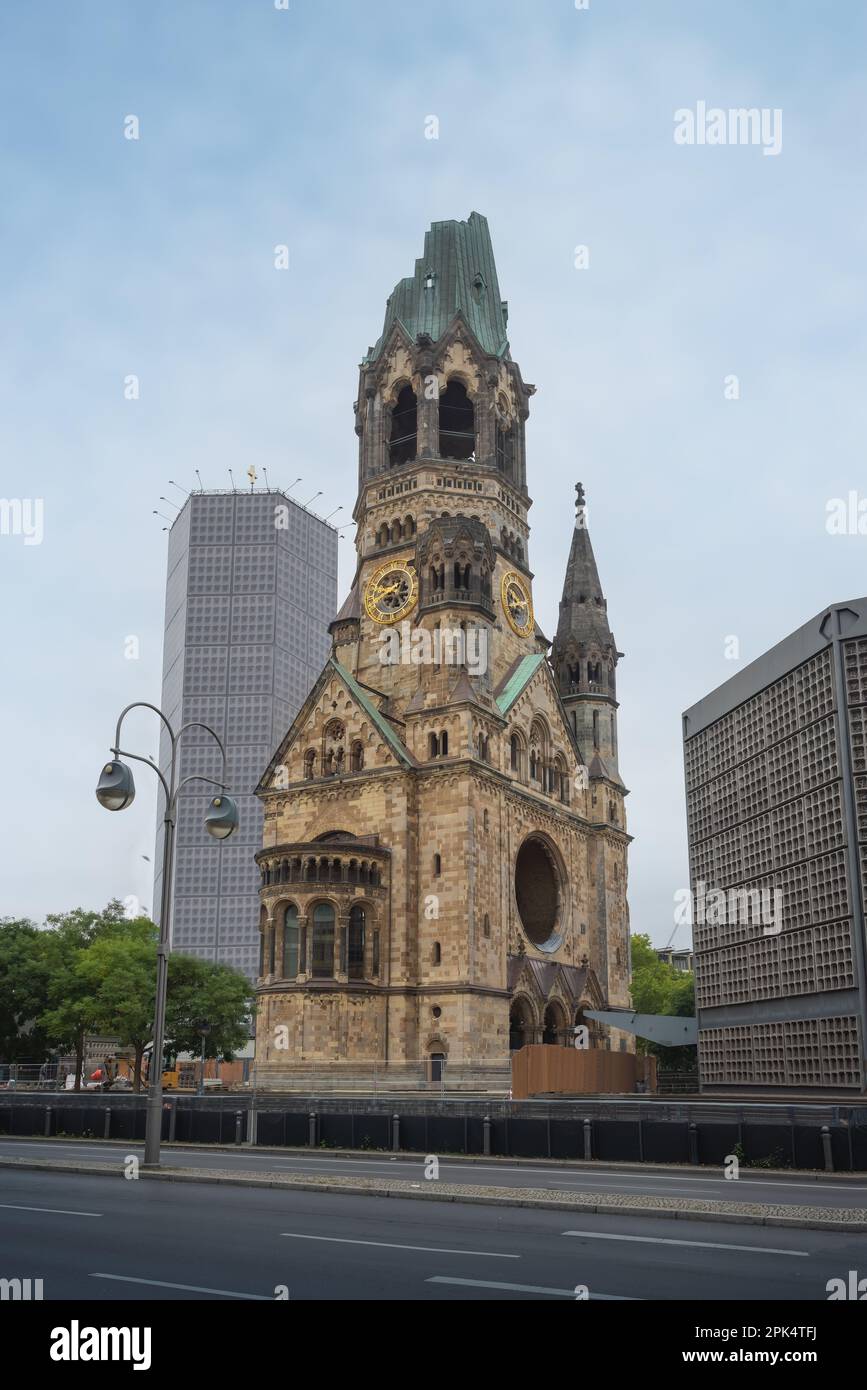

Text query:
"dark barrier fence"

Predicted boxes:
[[1, 1093, 865, 1170]]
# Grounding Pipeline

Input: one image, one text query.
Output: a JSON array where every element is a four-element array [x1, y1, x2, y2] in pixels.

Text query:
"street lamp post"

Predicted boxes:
[[95, 702, 238, 1167]]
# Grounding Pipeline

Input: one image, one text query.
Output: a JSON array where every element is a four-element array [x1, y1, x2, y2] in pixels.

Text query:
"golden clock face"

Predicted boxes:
[[501, 570, 534, 637], [364, 560, 419, 625]]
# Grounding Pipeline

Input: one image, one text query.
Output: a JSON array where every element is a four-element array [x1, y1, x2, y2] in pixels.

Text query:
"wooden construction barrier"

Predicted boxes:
[[511, 1045, 656, 1098]]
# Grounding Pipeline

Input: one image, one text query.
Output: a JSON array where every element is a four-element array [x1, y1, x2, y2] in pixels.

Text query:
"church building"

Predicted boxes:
[[253, 213, 631, 1089]]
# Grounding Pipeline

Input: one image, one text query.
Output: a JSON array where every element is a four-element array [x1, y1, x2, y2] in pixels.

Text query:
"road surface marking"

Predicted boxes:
[[281, 1233, 518, 1257], [90, 1273, 271, 1299], [427, 1277, 636, 1299], [561, 1231, 808, 1255], [0, 1203, 102, 1217], [4, 1141, 865, 1196]]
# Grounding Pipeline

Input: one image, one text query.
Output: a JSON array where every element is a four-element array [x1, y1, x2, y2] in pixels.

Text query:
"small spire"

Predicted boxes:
[[554, 482, 615, 655]]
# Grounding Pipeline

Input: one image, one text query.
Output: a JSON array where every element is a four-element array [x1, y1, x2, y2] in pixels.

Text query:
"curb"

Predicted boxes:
[[2, 1155, 864, 1232]]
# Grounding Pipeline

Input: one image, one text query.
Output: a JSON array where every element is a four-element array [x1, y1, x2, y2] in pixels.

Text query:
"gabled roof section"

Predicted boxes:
[[329, 658, 414, 766], [494, 653, 587, 766], [257, 657, 414, 794], [494, 654, 545, 715], [365, 213, 510, 364]]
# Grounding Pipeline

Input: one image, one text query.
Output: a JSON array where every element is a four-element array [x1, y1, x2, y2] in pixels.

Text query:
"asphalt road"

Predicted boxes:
[[1, 1136, 866, 1208], [0, 1164, 861, 1301]]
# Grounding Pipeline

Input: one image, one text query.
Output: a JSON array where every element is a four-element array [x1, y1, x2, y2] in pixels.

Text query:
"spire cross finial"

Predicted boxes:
[[575, 482, 587, 528]]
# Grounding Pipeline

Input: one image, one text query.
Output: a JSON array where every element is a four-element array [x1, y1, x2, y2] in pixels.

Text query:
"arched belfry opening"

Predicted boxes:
[[438, 379, 475, 460], [389, 383, 418, 466]]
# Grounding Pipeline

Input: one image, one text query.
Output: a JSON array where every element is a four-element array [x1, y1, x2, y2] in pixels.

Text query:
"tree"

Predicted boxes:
[[78, 925, 253, 1090], [164, 955, 253, 1065], [76, 917, 158, 1092], [39, 902, 131, 1091], [629, 933, 697, 1071], [6, 900, 253, 1090], [0, 918, 53, 1061]]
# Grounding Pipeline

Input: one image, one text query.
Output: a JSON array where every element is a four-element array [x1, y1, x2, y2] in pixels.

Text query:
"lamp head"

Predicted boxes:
[[204, 793, 238, 840], [95, 759, 136, 811]]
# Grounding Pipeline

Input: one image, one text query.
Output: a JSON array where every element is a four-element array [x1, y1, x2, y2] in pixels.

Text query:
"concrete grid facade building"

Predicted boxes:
[[683, 600, 867, 1093], [153, 490, 338, 979]]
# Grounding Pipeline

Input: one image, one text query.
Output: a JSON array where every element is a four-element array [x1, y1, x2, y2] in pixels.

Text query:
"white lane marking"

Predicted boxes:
[[4, 1141, 865, 1197], [427, 1276, 636, 1299], [90, 1273, 271, 1300], [561, 1231, 809, 1256], [281, 1233, 518, 1258], [0, 1203, 102, 1217]]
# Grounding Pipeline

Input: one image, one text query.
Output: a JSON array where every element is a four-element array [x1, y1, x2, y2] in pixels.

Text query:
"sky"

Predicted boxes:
[[1, 0, 865, 949]]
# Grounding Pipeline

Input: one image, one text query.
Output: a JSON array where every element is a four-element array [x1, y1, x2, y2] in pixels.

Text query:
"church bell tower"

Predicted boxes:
[[254, 214, 632, 1090]]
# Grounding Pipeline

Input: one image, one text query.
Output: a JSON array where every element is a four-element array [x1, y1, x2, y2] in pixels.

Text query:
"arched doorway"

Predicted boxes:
[[429, 1052, 446, 1083], [509, 997, 534, 1051], [543, 1001, 566, 1046]]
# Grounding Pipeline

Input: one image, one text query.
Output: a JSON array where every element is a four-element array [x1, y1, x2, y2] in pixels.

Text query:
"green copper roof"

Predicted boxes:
[[329, 657, 413, 766], [366, 212, 509, 363], [495, 654, 545, 714]]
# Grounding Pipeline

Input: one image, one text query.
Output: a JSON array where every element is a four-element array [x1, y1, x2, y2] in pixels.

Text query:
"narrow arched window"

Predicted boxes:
[[483, 913, 490, 938], [433, 942, 441, 965], [593, 710, 599, 748], [348, 904, 365, 980], [350, 741, 364, 772], [438, 380, 475, 460], [311, 903, 335, 979], [389, 384, 417, 467], [434, 853, 441, 877], [429, 732, 439, 759], [441, 730, 448, 756], [283, 904, 299, 978], [304, 749, 316, 779]]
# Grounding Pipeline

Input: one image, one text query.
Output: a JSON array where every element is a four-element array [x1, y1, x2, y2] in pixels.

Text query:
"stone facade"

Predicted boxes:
[[253, 214, 632, 1090]]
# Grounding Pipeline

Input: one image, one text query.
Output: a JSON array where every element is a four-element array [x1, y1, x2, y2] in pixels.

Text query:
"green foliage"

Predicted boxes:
[[732, 1141, 788, 1170], [629, 933, 697, 1071], [1, 901, 253, 1090], [75, 916, 159, 1090], [164, 954, 253, 1061], [0, 918, 53, 1060], [39, 902, 133, 1072]]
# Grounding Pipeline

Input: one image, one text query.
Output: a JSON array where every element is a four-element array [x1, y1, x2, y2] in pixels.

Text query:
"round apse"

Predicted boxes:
[[514, 835, 563, 952]]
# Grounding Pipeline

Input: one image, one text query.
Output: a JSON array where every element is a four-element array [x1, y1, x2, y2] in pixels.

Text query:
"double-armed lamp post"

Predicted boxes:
[[95, 702, 238, 1167]]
